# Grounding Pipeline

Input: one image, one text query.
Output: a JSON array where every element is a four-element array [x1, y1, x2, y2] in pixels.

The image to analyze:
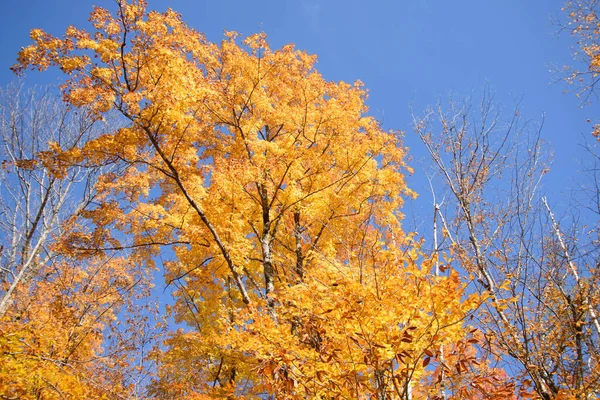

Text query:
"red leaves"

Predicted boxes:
[[423, 356, 431, 368]]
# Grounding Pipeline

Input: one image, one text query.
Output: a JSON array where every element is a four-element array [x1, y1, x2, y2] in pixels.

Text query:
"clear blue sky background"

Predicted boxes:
[[0, 0, 592, 218]]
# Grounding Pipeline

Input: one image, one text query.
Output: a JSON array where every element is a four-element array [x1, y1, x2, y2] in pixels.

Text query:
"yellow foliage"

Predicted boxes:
[[12, 1, 510, 397], [0, 256, 140, 399]]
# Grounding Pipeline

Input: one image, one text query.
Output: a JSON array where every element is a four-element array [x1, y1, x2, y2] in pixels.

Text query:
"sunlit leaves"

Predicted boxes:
[[8, 0, 511, 397]]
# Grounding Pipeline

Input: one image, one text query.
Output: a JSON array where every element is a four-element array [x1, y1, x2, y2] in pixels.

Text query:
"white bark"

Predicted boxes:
[[0, 83, 102, 318], [542, 196, 600, 336]]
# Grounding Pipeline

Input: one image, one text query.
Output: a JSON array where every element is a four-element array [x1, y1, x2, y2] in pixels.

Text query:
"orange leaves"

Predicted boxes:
[[246, 253, 486, 397], [562, 0, 600, 101], [58, 55, 90, 73], [243, 32, 269, 54], [10, 1, 511, 397], [0, 252, 147, 398]]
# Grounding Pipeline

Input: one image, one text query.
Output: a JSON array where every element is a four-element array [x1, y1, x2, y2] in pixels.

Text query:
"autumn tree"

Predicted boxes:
[[562, 0, 600, 101], [414, 91, 600, 399], [0, 250, 157, 399], [561, 0, 600, 146], [10, 1, 515, 398], [0, 83, 161, 399]]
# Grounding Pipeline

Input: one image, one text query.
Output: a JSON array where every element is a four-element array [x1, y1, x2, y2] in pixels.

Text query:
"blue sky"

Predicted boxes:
[[0, 0, 592, 215]]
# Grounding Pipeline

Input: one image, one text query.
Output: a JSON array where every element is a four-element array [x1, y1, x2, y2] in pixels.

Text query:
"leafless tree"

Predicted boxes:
[[413, 90, 600, 398], [0, 82, 104, 317]]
